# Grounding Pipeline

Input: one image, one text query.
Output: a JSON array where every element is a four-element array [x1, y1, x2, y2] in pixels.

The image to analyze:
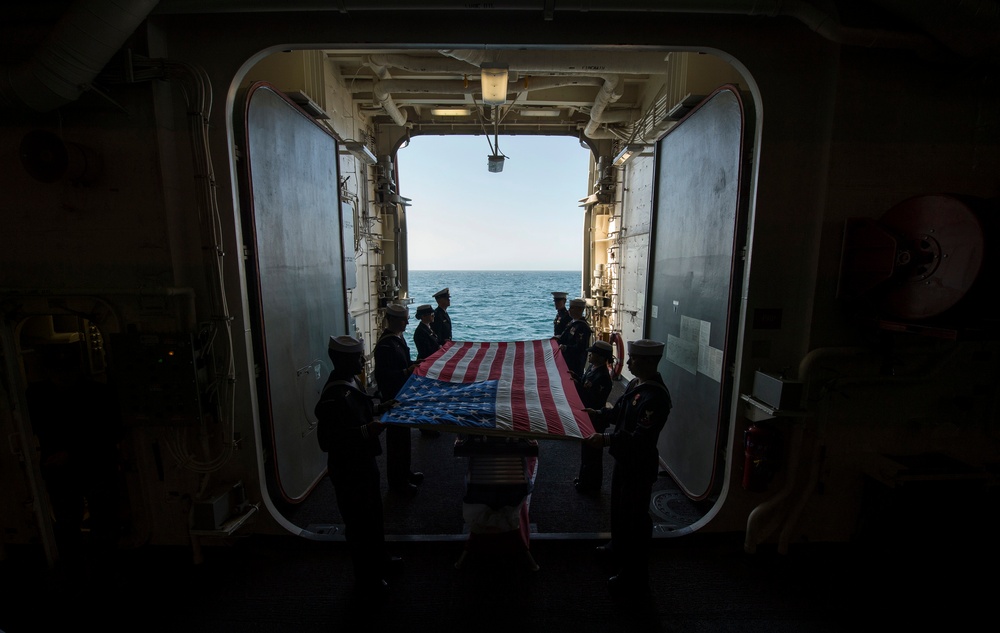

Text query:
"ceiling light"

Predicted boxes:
[[518, 107, 562, 117], [480, 62, 509, 106], [487, 155, 505, 173], [613, 143, 648, 168], [431, 107, 473, 116]]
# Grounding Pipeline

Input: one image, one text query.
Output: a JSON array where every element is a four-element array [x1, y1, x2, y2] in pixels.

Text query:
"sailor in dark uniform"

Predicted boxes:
[[583, 339, 672, 601], [557, 297, 592, 377], [431, 287, 452, 343], [314, 335, 402, 600], [412, 304, 441, 360], [373, 303, 423, 494], [412, 303, 442, 438], [552, 291, 572, 337], [573, 340, 615, 493]]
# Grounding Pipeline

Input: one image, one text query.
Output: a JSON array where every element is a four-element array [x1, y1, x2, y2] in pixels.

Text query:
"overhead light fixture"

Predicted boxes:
[[613, 143, 648, 168], [487, 155, 505, 173], [480, 62, 509, 106], [341, 141, 377, 166], [431, 107, 473, 116], [518, 107, 562, 117]]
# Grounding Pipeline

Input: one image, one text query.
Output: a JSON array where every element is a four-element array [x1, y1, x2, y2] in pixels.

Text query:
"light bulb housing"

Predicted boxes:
[[431, 107, 473, 116], [480, 63, 509, 106], [613, 143, 648, 168], [487, 155, 505, 173]]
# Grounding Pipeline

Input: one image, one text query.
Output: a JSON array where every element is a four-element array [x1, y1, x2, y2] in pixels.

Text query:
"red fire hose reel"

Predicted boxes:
[[837, 193, 995, 324]]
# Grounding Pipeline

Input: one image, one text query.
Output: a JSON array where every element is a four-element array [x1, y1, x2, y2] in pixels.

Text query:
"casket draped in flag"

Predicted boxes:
[[380, 339, 595, 440]]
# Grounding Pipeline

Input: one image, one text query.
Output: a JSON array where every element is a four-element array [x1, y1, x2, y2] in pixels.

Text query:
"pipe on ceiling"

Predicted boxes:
[[439, 51, 636, 139], [435, 50, 666, 86], [365, 75, 635, 138], [582, 75, 624, 139], [0, 0, 161, 112], [352, 76, 606, 99], [371, 51, 659, 138], [429, 50, 674, 76], [366, 56, 409, 127], [365, 50, 671, 133]]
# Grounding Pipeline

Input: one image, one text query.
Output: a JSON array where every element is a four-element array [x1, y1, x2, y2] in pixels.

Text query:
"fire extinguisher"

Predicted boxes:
[[743, 422, 779, 491]]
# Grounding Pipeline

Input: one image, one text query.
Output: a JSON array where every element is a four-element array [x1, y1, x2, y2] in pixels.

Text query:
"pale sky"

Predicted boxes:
[[396, 135, 592, 271]]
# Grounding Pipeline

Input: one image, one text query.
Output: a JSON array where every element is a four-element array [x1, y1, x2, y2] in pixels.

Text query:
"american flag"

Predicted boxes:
[[380, 339, 595, 440]]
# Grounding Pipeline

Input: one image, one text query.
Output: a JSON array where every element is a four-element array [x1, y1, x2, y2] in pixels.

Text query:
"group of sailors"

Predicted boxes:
[[314, 287, 672, 605], [372, 287, 452, 495]]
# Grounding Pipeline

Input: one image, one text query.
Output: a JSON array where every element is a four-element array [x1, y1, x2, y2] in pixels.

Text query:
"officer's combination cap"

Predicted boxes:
[[415, 304, 434, 317], [433, 288, 450, 298], [551, 291, 568, 300]]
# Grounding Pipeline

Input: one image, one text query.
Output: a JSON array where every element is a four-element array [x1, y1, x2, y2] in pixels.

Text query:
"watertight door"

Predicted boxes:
[[238, 83, 349, 503], [646, 86, 751, 500]]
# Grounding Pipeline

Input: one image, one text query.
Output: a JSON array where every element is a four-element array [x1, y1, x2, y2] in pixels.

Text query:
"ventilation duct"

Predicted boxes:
[[0, 0, 160, 112]]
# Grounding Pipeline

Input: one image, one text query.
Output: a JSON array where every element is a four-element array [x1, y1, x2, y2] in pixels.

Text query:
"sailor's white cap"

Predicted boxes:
[[433, 288, 450, 298], [628, 339, 665, 357], [415, 304, 434, 317], [552, 291, 568, 300], [569, 298, 587, 309], [587, 340, 614, 355], [329, 335, 364, 354], [385, 303, 409, 319]]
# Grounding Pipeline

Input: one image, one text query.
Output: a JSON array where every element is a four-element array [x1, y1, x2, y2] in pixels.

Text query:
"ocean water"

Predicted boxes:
[[407, 270, 582, 342]]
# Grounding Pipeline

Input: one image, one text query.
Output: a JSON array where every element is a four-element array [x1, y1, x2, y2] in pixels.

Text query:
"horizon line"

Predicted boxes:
[[409, 269, 581, 272]]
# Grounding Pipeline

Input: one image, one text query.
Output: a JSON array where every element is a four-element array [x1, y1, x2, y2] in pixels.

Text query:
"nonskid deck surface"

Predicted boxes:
[[288, 426, 709, 539], [288, 378, 709, 539]]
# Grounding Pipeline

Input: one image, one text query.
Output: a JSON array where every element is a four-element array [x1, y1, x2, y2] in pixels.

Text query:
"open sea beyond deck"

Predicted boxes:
[[406, 270, 583, 342]]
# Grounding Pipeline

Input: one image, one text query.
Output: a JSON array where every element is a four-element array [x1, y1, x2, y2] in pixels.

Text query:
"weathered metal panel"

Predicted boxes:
[[647, 87, 748, 500], [242, 84, 347, 502]]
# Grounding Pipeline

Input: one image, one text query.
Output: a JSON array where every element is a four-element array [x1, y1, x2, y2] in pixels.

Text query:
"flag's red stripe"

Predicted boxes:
[[463, 342, 490, 381], [486, 342, 507, 381], [414, 340, 449, 377], [412, 339, 590, 438], [532, 339, 566, 436], [436, 341, 472, 381], [508, 341, 531, 433]]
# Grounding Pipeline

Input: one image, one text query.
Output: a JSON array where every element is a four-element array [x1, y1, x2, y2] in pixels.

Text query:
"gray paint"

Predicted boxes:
[[242, 84, 348, 501], [648, 88, 747, 500]]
